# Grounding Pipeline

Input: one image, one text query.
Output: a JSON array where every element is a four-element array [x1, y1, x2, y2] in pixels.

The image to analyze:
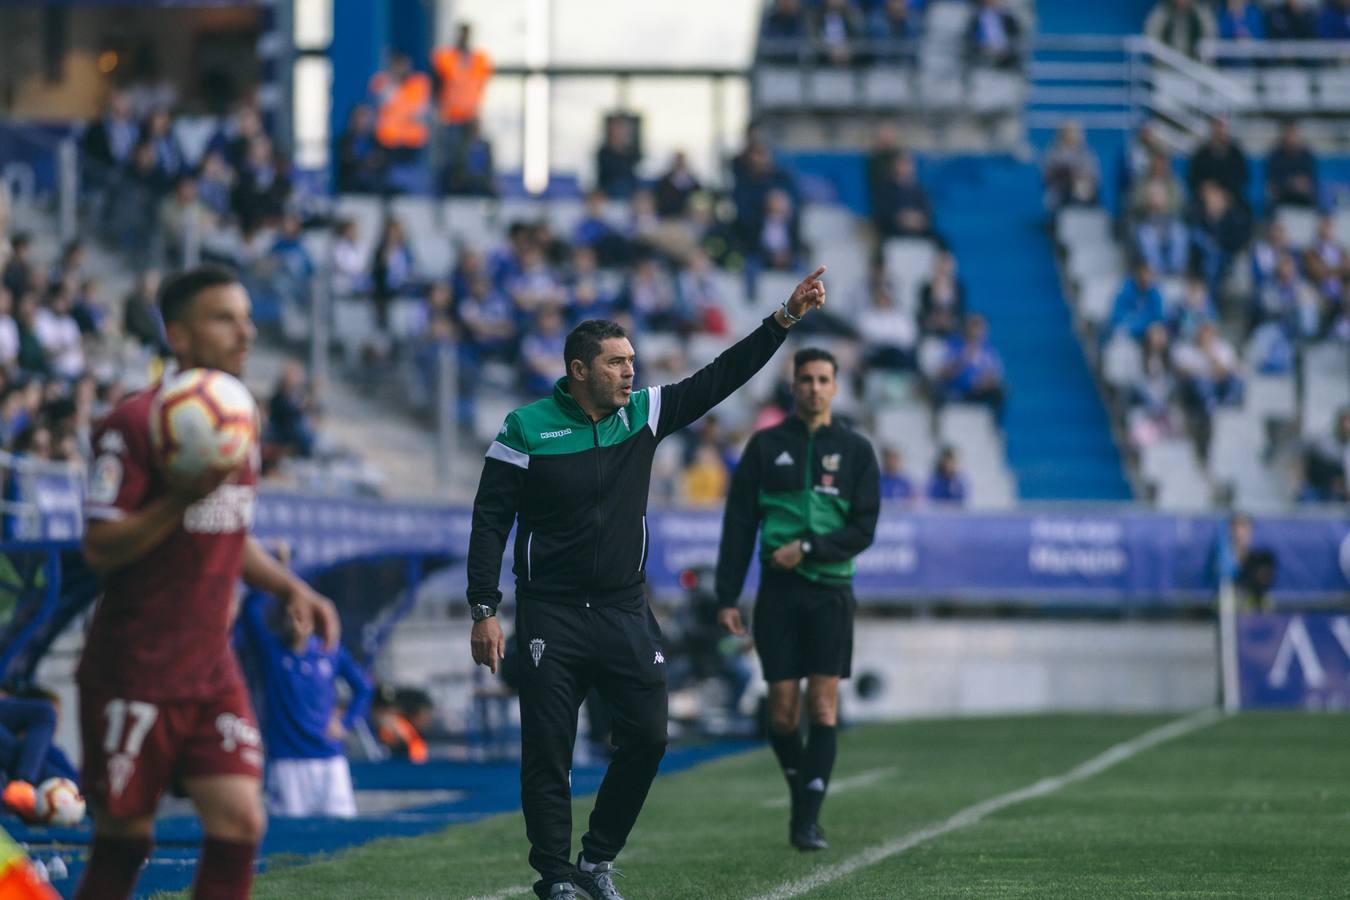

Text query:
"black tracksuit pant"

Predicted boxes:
[[516, 593, 668, 886]]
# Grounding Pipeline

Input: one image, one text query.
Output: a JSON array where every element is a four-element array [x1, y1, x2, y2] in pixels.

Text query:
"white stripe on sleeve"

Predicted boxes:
[[647, 386, 662, 436], [486, 440, 530, 470]]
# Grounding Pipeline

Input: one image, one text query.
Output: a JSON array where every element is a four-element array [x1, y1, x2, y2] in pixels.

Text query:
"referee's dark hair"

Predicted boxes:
[[793, 347, 837, 376], [159, 265, 239, 324], [564, 319, 628, 375]]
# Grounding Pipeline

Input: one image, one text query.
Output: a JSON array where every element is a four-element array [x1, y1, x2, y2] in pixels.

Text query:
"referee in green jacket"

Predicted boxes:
[[715, 347, 881, 851], [466, 266, 827, 900]]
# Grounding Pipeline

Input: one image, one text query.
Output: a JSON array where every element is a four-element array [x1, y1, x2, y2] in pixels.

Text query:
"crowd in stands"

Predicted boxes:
[[758, 0, 1024, 68], [1043, 108, 1350, 505], [1146, 0, 1350, 58]]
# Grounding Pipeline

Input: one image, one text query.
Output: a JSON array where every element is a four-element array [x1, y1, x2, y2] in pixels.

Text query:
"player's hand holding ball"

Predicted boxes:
[[150, 367, 258, 501]]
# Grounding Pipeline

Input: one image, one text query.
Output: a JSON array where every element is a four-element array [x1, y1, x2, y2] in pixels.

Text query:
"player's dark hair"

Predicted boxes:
[[158, 265, 238, 325], [794, 347, 837, 376], [564, 320, 627, 376]]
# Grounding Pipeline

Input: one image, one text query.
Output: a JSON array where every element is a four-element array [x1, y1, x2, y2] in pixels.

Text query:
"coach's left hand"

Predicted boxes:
[[770, 540, 805, 571], [282, 580, 341, 652]]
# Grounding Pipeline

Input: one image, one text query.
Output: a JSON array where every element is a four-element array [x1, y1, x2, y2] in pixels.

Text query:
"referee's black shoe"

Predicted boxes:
[[791, 822, 829, 852], [573, 857, 626, 900]]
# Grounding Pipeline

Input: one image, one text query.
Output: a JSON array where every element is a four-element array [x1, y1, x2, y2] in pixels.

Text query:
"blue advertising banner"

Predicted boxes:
[[249, 495, 1350, 606], [1238, 613, 1350, 710]]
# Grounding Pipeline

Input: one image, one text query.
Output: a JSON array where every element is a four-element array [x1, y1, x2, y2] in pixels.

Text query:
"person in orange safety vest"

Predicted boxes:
[[368, 52, 432, 157]]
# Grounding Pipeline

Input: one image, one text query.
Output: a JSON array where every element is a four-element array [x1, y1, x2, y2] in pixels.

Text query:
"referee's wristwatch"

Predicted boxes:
[[469, 603, 497, 622], [800, 539, 813, 556]]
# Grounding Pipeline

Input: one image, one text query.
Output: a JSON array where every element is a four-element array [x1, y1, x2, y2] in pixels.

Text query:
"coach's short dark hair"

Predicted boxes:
[[159, 266, 239, 325], [794, 347, 837, 376], [564, 320, 628, 375]]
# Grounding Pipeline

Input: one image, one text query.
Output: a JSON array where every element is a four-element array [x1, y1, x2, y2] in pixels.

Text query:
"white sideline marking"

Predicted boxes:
[[466, 887, 533, 900], [762, 767, 899, 809], [751, 709, 1224, 900]]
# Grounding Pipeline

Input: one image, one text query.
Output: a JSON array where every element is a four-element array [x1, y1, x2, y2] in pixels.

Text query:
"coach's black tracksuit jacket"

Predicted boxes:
[[467, 313, 791, 612]]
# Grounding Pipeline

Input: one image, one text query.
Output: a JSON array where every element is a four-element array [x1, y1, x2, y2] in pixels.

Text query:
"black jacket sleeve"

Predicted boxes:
[[807, 438, 881, 564], [654, 313, 790, 440], [466, 456, 526, 610], [715, 435, 763, 608]]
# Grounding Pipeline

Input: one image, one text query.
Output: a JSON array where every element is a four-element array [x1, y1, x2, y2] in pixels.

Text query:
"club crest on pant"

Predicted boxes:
[[530, 638, 546, 667]]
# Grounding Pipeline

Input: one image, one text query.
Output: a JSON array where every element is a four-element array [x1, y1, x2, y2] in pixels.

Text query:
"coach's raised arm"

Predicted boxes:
[[645, 265, 827, 441]]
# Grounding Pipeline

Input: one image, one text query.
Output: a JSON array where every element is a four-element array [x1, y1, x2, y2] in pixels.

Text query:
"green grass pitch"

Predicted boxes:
[[216, 712, 1350, 898]]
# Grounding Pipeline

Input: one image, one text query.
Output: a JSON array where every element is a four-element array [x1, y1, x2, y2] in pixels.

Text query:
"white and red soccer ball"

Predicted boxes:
[[149, 368, 258, 479], [34, 777, 85, 827]]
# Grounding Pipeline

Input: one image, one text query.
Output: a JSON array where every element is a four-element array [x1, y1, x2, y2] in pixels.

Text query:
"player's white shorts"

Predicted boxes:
[[266, 756, 357, 818]]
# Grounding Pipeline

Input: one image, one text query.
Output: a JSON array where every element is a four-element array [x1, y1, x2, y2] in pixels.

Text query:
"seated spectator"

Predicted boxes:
[[572, 191, 629, 265], [1330, 290, 1350, 342], [1318, 0, 1350, 39], [34, 285, 84, 380], [143, 108, 186, 182], [1217, 0, 1264, 41], [1256, 251, 1320, 336], [195, 150, 234, 219], [233, 135, 290, 232], [370, 687, 430, 764], [761, 0, 808, 62], [371, 217, 418, 326], [71, 278, 108, 338], [878, 446, 915, 502], [1267, 120, 1318, 209], [1302, 406, 1350, 503], [867, 0, 919, 63], [596, 116, 640, 200], [682, 439, 730, 507], [1189, 180, 1250, 293], [967, 0, 1022, 70], [1117, 121, 1167, 201], [939, 314, 1005, 419], [756, 189, 801, 271], [13, 293, 48, 377], [812, 0, 864, 67], [733, 142, 796, 253], [566, 245, 618, 325], [926, 445, 968, 506], [867, 126, 902, 208], [1128, 323, 1183, 447], [508, 244, 565, 315], [919, 250, 966, 338], [1265, 0, 1317, 40], [860, 281, 917, 371], [1134, 184, 1190, 277], [873, 152, 933, 239], [1042, 121, 1100, 212], [122, 269, 168, 355], [1170, 275, 1217, 341], [624, 256, 687, 333], [268, 360, 317, 459], [330, 220, 368, 298], [677, 250, 729, 336], [80, 90, 139, 186], [0, 289, 16, 373], [1, 234, 31, 303], [1187, 118, 1248, 209], [489, 222, 533, 290], [1146, 0, 1216, 59], [110, 141, 167, 263], [50, 240, 85, 289], [1172, 321, 1243, 413], [443, 117, 496, 197], [458, 274, 519, 363], [1250, 221, 1290, 295], [337, 104, 385, 193], [1129, 153, 1187, 228], [521, 309, 568, 395], [1109, 261, 1167, 341], [158, 175, 217, 267], [654, 151, 700, 219]]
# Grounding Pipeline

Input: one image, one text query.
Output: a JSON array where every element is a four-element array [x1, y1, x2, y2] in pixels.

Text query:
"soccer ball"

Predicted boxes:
[[150, 368, 258, 479], [34, 778, 84, 827]]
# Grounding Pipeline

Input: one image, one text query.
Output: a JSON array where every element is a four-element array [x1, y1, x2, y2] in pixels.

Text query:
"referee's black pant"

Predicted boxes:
[[515, 593, 668, 887]]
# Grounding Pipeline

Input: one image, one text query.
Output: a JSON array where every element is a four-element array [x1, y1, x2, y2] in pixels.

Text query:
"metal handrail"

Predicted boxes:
[[1199, 37, 1350, 62], [1128, 34, 1251, 107]]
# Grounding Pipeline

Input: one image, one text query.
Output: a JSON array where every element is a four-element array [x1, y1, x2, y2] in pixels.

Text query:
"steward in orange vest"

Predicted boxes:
[[432, 24, 494, 126], [368, 52, 432, 152]]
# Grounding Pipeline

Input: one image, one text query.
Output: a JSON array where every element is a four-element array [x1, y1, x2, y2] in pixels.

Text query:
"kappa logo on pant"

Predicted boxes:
[[653, 650, 664, 664], [530, 638, 546, 667]]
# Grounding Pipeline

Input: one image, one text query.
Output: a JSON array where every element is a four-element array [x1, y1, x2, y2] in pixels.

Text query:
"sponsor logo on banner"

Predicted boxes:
[[1239, 613, 1350, 710]]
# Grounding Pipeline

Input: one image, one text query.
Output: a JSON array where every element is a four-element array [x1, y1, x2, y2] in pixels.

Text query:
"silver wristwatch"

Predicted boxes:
[[469, 603, 497, 622], [800, 539, 813, 556]]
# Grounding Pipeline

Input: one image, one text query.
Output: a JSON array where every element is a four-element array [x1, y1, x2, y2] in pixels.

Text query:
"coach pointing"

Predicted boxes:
[[466, 266, 826, 900]]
